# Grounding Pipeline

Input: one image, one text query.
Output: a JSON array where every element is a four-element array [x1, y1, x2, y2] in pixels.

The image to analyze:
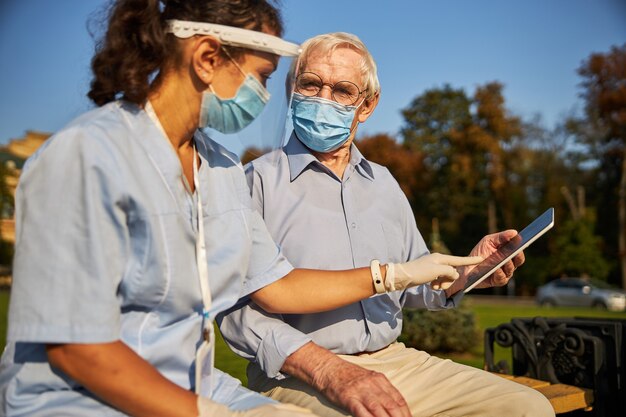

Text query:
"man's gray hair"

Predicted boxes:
[[294, 32, 380, 99]]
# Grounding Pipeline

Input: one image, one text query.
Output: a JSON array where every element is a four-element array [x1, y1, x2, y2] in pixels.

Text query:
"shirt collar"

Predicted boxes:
[[285, 132, 375, 182]]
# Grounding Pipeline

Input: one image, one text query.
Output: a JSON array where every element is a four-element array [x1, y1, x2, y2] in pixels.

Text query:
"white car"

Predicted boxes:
[[536, 277, 626, 311]]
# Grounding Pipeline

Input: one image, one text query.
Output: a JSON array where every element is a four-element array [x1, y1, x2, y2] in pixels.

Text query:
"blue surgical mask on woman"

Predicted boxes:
[[200, 57, 270, 134], [291, 92, 362, 153]]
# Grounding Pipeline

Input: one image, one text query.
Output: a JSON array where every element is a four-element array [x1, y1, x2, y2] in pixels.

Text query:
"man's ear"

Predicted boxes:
[[356, 92, 380, 123], [191, 36, 223, 85]]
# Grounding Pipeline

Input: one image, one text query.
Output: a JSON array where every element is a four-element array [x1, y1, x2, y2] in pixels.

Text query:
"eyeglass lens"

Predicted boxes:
[[296, 72, 362, 106]]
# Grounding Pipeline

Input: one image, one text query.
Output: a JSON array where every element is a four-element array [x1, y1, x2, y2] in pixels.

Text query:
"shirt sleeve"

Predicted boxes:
[[395, 183, 461, 310], [7, 126, 128, 344], [241, 208, 294, 296], [218, 302, 312, 378]]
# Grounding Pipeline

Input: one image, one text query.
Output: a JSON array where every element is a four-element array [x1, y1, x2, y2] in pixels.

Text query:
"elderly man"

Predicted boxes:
[[219, 33, 554, 417]]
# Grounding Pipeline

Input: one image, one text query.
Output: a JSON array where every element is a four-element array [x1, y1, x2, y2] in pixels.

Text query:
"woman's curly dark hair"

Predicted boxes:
[[87, 0, 283, 106]]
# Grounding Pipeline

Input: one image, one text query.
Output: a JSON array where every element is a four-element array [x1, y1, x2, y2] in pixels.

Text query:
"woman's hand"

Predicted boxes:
[[386, 253, 484, 291]]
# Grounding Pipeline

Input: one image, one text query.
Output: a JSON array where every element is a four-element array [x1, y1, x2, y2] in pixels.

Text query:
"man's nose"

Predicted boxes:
[[317, 85, 333, 100]]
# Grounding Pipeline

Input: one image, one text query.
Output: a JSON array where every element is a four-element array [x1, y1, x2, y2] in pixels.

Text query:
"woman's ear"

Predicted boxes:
[[356, 92, 380, 123], [191, 36, 222, 85]]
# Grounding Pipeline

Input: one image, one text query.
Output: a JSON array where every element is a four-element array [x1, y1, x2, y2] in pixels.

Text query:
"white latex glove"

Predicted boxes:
[[386, 253, 483, 291], [198, 396, 315, 417]]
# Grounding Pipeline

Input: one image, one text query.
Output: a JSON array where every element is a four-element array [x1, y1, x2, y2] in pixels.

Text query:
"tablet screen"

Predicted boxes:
[[463, 208, 554, 293]]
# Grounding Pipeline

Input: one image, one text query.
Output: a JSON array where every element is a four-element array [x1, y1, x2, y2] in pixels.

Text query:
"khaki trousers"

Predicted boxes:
[[248, 343, 555, 417]]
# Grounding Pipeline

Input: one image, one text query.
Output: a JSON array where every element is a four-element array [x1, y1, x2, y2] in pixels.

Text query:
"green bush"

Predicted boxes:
[[399, 306, 479, 354]]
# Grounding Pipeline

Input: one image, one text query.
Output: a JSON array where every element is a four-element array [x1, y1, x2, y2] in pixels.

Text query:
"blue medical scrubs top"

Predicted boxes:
[[0, 101, 292, 416]]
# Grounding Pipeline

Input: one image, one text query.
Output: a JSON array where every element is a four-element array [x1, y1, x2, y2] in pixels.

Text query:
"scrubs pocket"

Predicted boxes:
[[120, 212, 190, 308]]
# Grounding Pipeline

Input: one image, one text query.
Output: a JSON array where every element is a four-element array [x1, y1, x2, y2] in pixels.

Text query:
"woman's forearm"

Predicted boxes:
[[46, 341, 198, 417], [251, 266, 383, 314]]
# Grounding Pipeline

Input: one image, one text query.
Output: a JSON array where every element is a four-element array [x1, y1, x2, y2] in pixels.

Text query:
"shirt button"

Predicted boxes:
[[351, 222, 356, 229]]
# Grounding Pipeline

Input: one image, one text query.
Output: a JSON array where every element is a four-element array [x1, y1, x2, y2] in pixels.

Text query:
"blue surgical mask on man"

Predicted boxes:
[[200, 58, 270, 134], [291, 92, 363, 153]]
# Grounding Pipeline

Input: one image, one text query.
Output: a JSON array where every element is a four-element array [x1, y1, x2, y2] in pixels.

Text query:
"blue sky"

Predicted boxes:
[[0, 0, 624, 146]]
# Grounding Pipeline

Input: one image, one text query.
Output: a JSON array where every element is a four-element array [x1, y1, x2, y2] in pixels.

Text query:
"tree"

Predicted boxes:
[[399, 82, 606, 293], [401, 85, 480, 251], [473, 82, 522, 231], [572, 44, 626, 289], [400, 83, 523, 254], [550, 216, 611, 280]]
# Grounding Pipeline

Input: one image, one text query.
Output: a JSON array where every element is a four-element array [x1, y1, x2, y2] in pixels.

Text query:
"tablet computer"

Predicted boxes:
[[463, 207, 555, 293]]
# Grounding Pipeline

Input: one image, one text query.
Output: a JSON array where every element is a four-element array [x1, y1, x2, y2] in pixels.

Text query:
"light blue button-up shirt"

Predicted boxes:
[[0, 101, 290, 416], [219, 134, 461, 379]]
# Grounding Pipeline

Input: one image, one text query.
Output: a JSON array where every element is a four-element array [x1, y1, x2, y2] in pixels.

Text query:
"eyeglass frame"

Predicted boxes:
[[294, 71, 367, 106]]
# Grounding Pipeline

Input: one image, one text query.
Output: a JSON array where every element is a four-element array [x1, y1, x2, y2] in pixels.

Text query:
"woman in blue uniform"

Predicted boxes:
[[0, 1, 481, 416]]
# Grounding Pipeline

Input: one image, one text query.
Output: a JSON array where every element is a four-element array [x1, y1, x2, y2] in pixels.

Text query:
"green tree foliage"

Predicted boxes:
[[550, 215, 611, 280], [400, 82, 523, 253], [568, 43, 626, 289], [474, 82, 522, 230], [401, 85, 479, 250]]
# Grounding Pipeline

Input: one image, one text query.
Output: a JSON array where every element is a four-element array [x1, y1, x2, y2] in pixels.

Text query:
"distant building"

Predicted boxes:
[[0, 130, 51, 244]]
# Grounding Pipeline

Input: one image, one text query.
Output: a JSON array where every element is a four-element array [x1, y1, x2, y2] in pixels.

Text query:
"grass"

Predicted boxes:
[[2, 291, 625, 387]]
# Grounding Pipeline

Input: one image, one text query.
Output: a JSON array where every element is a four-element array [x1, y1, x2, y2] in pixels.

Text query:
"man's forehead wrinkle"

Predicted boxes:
[[303, 50, 362, 84]]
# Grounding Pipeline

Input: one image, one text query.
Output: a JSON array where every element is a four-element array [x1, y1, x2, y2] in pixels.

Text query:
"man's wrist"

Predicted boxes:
[[282, 342, 339, 391]]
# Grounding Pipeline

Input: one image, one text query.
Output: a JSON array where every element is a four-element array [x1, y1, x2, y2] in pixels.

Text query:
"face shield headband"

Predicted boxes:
[[165, 19, 300, 57]]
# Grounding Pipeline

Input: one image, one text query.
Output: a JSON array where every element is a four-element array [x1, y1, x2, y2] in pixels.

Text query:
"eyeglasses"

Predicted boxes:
[[295, 72, 365, 106]]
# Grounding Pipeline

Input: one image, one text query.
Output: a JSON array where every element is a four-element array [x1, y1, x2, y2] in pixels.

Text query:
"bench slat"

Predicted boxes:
[[510, 376, 551, 389], [491, 372, 594, 414], [535, 384, 594, 414]]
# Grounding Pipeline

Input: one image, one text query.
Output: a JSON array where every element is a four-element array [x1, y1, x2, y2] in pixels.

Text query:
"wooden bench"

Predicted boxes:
[[491, 373, 594, 414]]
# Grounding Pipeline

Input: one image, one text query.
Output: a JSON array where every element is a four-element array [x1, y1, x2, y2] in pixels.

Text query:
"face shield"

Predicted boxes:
[[166, 20, 299, 164]]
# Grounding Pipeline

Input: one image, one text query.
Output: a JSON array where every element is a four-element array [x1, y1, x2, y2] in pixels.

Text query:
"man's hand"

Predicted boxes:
[[470, 230, 525, 288], [283, 342, 411, 417], [445, 230, 525, 296], [316, 359, 410, 417]]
